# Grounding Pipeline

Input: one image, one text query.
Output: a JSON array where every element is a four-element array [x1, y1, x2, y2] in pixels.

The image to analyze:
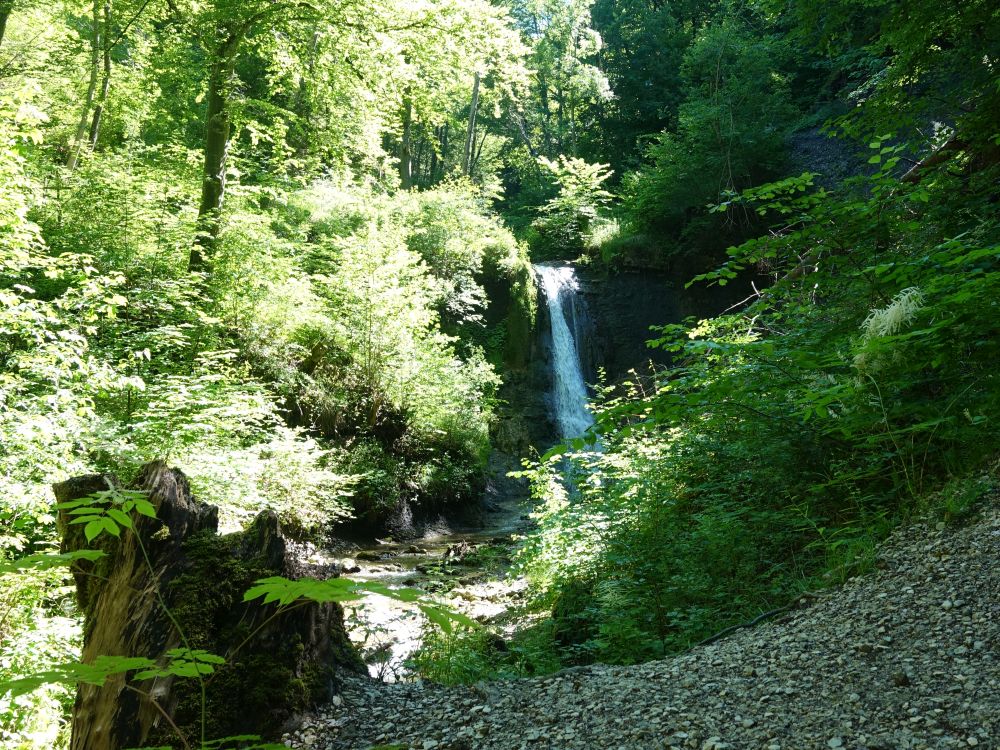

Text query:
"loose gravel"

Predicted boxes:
[[286, 506, 999, 750]]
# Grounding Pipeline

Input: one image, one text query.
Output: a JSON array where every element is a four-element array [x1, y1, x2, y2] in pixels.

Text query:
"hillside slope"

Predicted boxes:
[[287, 504, 999, 750]]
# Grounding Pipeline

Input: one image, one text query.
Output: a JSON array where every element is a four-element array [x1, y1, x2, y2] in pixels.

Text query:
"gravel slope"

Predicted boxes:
[[287, 506, 1000, 750]]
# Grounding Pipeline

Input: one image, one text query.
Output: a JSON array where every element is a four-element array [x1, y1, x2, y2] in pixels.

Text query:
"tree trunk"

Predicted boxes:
[[556, 84, 565, 153], [429, 126, 439, 185], [292, 28, 320, 158], [191, 34, 239, 271], [461, 71, 480, 177], [440, 122, 449, 176], [413, 136, 425, 187], [0, 1, 14, 52], [399, 93, 414, 189], [87, 0, 113, 150], [66, 0, 102, 170], [55, 466, 217, 750], [294, 29, 320, 112], [901, 137, 969, 184], [538, 71, 552, 155], [568, 86, 577, 156], [472, 127, 487, 174]]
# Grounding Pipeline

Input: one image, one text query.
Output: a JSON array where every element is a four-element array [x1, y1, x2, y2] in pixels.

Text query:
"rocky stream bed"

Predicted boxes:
[[285, 504, 1000, 750], [321, 491, 533, 682]]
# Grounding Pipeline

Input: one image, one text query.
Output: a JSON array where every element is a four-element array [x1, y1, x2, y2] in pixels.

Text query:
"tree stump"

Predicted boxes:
[[54, 461, 364, 750]]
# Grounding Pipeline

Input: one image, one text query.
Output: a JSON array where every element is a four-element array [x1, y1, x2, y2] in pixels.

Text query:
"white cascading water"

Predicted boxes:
[[535, 263, 594, 439]]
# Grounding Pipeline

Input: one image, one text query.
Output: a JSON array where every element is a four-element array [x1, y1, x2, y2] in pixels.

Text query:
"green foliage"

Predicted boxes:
[[0, 655, 160, 701], [0, 548, 105, 575], [622, 16, 797, 257], [209, 180, 519, 524], [3, 0, 999, 741], [56, 487, 156, 542], [531, 155, 613, 257], [922, 472, 996, 525], [2, 648, 230, 701], [769, 0, 1000, 152], [1, 1, 532, 740], [407, 626, 503, 684], [408, 597, 564, 684], [588, 0, 693, 170], [0, 87, 98, 748], [243, 577, 477, 632], [507, 0, 612, 160], [516, 132, 1000, 666]]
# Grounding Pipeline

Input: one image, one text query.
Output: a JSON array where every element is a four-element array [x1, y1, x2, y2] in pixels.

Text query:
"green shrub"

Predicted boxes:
[[622, 17, 797, 260], [202, 180, 517, 521], [531, 156, 614, 258], [515, 138, 1000, 668]]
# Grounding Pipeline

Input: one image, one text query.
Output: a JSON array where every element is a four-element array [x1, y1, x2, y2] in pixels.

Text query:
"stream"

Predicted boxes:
[[333, 496, 531, 681], [331, 262, 594, 681]]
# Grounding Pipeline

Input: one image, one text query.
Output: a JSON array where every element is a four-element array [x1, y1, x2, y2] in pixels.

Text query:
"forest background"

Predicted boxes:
[[0, 0, 998, 746]]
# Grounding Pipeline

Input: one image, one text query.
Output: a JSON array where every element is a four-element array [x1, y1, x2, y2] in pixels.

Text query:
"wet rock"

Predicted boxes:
[[445, 540, 474, 561]]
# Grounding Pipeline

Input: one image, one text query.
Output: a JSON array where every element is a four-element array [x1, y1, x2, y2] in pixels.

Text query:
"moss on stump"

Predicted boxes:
[[55, 462, 364, 750]]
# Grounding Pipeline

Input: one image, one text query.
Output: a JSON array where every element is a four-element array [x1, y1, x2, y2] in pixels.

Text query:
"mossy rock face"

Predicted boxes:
[[502, 261, 538, 371], [56, 462, 364, 750]]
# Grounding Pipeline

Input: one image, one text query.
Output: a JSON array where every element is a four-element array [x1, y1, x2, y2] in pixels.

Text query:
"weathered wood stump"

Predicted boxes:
[[54, 461, 364, 750]]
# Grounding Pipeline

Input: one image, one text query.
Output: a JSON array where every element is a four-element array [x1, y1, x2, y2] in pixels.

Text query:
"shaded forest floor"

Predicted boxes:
[[285, 502, 999, 750]]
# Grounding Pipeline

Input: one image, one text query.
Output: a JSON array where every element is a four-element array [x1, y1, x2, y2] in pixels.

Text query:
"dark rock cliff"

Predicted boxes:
[[577, 265, 751, 386], [497, 262, 753, 450]]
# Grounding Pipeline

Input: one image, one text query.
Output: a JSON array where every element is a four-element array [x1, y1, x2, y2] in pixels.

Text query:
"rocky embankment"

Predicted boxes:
[[287, 505, 999, 750]]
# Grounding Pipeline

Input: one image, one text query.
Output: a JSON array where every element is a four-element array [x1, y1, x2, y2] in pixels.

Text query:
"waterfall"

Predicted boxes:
[[535, 263, 594, 439]]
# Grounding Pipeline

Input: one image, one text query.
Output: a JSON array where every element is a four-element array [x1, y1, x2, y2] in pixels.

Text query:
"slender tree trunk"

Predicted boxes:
[[294, 29, 320, 111], [538, 71, 552, 156], [66, 0, 101, 170], [440, 122, 449, 176], [191, 33, 240, 271], [511, 112, 538, 157], [399, 93, 413, 189], [461, 71, 480, 176], [568, 88, 577, 157], [472, 127, 487, 174], [414, 136, 426, 187], [87, 0, 112, 150], [556, 84, 565, 153], [292, 28, 320, 158], [429, 126, 439, 185], [0, 1, 14, 52]]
